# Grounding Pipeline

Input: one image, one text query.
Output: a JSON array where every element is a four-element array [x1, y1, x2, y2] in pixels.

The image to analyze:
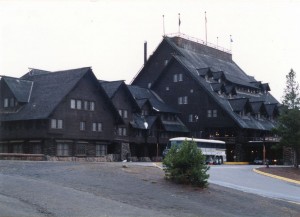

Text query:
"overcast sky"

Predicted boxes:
[[1, 0, 300, 101]]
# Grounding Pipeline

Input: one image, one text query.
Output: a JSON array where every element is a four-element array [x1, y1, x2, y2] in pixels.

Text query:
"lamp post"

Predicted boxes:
[[143, 121, 148, 157]]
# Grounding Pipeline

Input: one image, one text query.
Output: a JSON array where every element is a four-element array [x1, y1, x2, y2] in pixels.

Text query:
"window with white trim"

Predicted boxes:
[[213, 109, 217, 117], [3, 98, 8, 108], [92, 122, 102, 132], [84, 101, 89, 110], [178, 73, 183, 81], [173, 74, 178, 82], [80, 121, 86, 131], [118, 127, 127, 136], [90, 101, 95, 111], [207, 110, 212, 118], [70, 99, 76, 109], [76, 100, 82, 110], [51, 119, 63, 129]]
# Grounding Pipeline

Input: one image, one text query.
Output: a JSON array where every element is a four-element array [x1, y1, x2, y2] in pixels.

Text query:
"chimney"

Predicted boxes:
[[144, 41, 147, 65]]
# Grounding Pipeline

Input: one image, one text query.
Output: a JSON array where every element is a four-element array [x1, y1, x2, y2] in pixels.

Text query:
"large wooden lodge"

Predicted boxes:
[[0, 34, 282, 162]]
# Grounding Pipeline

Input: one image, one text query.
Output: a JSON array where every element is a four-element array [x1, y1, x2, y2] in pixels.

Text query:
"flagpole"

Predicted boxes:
[[178, 13, 181, 34], [162, 15, 165, 36], [217, 37, 218, 48], [230, 35, 233, 51], [205, 11, 207, 45]]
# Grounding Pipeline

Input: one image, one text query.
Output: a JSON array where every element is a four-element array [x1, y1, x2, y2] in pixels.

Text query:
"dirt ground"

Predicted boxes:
[[256, 166, 300, 181]]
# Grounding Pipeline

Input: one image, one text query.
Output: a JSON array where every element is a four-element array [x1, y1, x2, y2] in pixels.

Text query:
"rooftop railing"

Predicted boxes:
[[165, 32, 232, 54]]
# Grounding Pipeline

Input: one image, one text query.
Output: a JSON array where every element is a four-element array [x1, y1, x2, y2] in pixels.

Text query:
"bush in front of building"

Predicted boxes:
[[163, 140, 210, 188]]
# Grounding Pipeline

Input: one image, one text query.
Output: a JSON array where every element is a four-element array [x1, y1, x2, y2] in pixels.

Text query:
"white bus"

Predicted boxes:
[[162, 137, 226, 164]]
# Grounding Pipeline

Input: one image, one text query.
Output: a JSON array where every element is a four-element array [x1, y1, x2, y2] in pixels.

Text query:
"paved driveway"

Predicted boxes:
[[208, 165, 300, 204]]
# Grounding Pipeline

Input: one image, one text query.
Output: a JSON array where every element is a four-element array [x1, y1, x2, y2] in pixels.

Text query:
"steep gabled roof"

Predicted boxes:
[[2, 77, 33, 103], [250, 101, 264, 114], [1, 67, 91, 121], [21, 68, 51, 79], [130, 114, 157, 129], [100, 80, 124, 98], [128, 85, 179, 113], [264, 103, 278, 116], [228, 98, 249, 112]]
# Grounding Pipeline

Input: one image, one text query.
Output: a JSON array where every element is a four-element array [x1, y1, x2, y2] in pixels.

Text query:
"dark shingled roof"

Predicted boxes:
[[128, 85, 179, 113], [158, 36, 280, 130], [228, 98, 249, 112], [162, 119, 189, 132], [2, 77, 33, 103], [1, 67, 91, 121], [250, 101, 264, 114], [264, 103, 278, 116], [21, 69, 51, 79], [100, 80, 124, 98], [130, 114, 157, 129]]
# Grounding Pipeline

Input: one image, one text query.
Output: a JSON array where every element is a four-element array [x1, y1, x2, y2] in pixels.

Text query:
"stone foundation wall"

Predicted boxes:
[[46, 154, 120, 162], [0, 153, 45, 161]]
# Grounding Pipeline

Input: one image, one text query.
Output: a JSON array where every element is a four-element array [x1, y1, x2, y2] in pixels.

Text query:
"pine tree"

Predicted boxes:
[[282, 69, 300, 109], [275, 69, 300, 168]]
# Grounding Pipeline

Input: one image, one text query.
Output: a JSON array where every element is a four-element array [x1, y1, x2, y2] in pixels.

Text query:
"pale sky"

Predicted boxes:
[[1, 0, 300, 102]]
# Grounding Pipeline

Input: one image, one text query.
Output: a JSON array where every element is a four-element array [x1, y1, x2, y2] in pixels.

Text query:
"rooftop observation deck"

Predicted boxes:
[[166, 32, 232, 54]]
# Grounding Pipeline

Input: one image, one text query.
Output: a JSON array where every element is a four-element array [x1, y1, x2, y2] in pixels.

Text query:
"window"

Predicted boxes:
[[166, 86, 169, 91], [57, 120, 63, 129], [190, 89, 194, 93], [178, 73, 183, 81], [142, 110, 148, 116], [213, 109, 217, 117], [32, 144, 42, 154], [90, 101, 95, 111], [188, 114, 198, 122], [207, 110, 212, 118], [123, 110, 128, 118], [10, 98, 14, 107], [96, 144, 107, 156], [57, 143, 69, 156], [119, 109, 128, 118], [3, 98, 8, 108], [173, 74, 178, 82], [76, 143, 86, 156], [183, 96, 188, 104], [51, 119, 63, 129], [84, 101, 89, 110], [118, 127, 127, 136], [92, 122, 102, 132], [148, 83, 152, 88], [13, 144, 23, 153], [178, 97, 183, 105], [178, 96, 188, 105], [80, 121, 86, 131], [76, 100, 82, 110], [0, 144, 8, 153], [70, 99, 76, 109], [51, 119, 57, 129]]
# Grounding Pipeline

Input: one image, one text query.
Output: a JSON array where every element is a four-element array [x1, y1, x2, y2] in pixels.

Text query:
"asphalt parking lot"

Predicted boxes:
[[0, 161, 299, 217]]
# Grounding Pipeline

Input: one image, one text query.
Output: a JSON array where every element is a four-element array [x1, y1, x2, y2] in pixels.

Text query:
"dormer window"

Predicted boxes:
[[9, 98, 15, 107], [205, 75, 209, 81], [3, 98, 8, 108], [218, 78, 222, 83]]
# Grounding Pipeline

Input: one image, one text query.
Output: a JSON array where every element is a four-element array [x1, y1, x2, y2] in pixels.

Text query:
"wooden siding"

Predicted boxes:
[[49, 73, 116, 141]]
